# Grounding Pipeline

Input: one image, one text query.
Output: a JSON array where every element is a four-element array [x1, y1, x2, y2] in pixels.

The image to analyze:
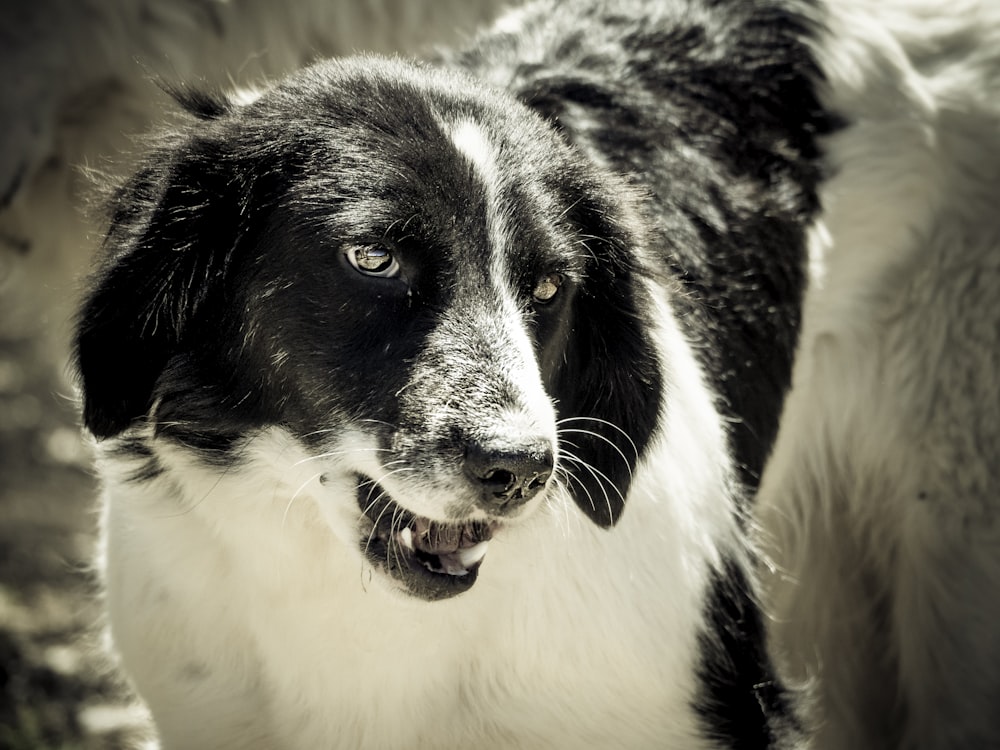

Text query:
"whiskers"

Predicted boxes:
[[282, 471, 327, 528], [358, 462, 411, 517], [280, 429, 417, 570], [557, 416, 639, 467], [555, 416, 638, 522], [292, 443, 391, 468], [269, 434, 393, 526], [358, 463, 417, 560]]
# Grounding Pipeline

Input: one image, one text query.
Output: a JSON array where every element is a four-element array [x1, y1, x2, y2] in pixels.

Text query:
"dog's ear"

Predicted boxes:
[[75, 134, 247, 439], [551, 191, 664, 527]]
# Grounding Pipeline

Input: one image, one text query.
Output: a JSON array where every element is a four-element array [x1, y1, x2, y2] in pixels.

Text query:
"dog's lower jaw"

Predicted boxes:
[[358, 477, 500, 600]]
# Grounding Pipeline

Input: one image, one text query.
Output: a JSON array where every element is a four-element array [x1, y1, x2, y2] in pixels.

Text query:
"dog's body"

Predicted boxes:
[[756, 2, 1000, 747], [74, 0, 1000, 748]]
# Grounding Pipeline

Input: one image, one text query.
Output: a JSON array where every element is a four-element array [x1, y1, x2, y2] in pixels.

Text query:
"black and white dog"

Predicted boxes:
[[73, 0, 1000, 747]]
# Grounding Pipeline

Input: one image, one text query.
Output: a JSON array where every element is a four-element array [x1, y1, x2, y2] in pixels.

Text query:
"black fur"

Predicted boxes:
[[696, 559, 804, 748]]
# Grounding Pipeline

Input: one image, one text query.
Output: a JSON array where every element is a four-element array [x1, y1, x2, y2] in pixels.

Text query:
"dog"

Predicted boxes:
[[754, 1, 1000, 748], [72, 0, 1000, 747]]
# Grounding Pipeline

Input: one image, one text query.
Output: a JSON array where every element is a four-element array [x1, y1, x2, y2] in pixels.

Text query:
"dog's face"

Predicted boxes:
[[76, 58, 663, 600]]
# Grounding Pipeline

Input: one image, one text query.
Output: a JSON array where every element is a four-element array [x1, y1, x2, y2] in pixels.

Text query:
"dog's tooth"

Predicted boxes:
[[456, 541, 489, 568], [440, 557, 470, 576], [399, 527, 414, 551], [413, 517, 431, 539]]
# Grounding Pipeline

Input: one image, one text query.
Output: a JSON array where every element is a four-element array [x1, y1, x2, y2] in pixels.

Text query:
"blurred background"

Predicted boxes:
[[0, 1, 501, 746]]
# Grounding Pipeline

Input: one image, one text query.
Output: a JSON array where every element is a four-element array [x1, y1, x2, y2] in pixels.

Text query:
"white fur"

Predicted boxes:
[[451, 119, 501, 187], [95, 285, 737, 749], [755, 1, 1000, 747]]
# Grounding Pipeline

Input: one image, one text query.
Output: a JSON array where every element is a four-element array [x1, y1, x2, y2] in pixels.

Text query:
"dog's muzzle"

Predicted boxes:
[[355, 439, 554, 599]]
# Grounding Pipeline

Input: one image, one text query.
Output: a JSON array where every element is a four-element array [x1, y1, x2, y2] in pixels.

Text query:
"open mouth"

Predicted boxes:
[[357, 477, 499, 600]]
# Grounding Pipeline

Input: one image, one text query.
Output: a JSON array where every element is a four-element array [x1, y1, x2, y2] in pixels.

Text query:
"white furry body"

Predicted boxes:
[[96, 295, 737, 749], [757, 1, 1000, 747]]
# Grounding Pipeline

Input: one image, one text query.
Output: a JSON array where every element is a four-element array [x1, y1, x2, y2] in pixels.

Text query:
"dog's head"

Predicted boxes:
[[76, 57, 663, 600]]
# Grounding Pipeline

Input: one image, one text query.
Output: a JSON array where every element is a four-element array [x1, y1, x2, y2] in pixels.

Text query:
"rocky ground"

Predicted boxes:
[[0, 333, 148, 749]]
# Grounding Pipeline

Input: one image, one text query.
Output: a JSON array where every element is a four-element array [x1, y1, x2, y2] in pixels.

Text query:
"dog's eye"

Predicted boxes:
[[532, 273, 563, 303], [346, 244, 400, 278]]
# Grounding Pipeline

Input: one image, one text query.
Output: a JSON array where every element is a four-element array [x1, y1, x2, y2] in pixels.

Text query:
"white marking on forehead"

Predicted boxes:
[[450, 119, 499, 186], [447, 117, 511, 298]]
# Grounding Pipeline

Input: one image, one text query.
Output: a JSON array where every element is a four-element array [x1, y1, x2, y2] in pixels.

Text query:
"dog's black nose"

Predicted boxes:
[[464, 442, 554, 512]]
